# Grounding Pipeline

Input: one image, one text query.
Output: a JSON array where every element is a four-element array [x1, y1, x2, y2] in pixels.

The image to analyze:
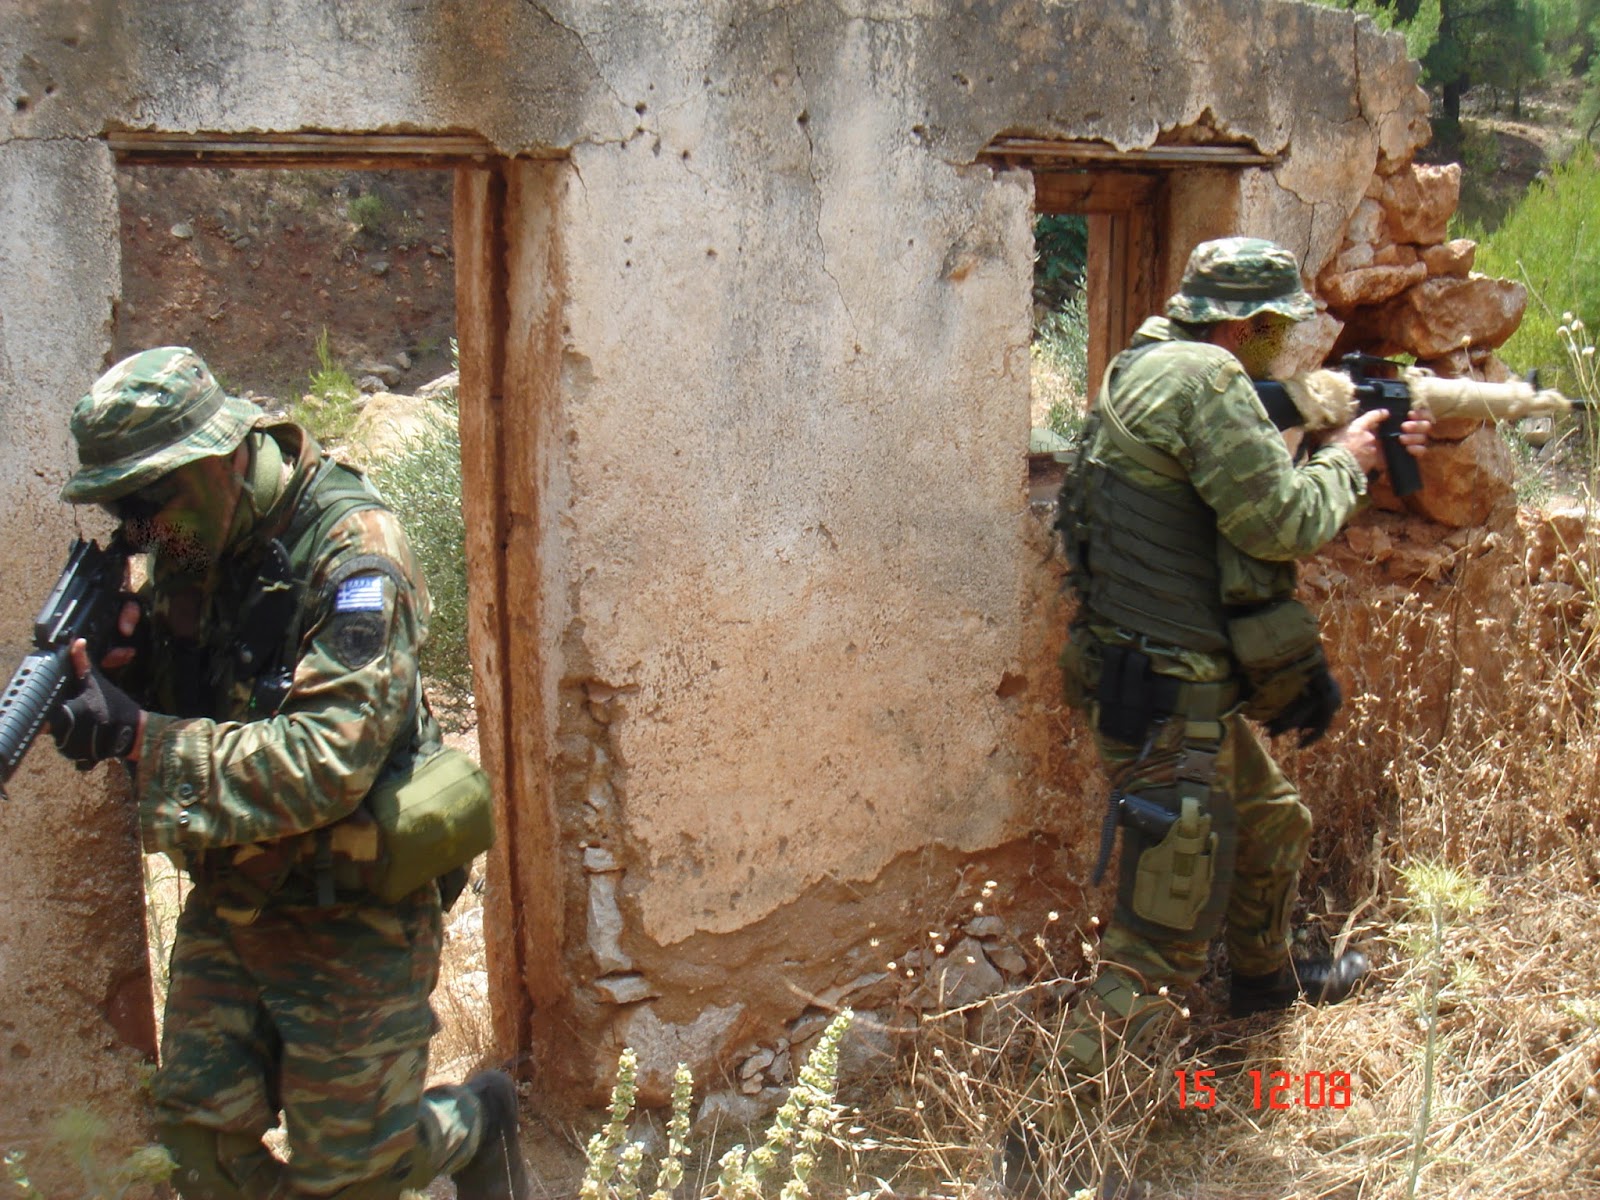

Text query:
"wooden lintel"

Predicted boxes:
[[106, 130, 530, 168], [1034, 172, 1160, 214], [984, 137, 1280, 170]]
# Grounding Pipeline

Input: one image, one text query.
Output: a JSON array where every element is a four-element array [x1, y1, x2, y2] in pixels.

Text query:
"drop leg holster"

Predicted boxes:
[[1090, 645, 1238, 944]]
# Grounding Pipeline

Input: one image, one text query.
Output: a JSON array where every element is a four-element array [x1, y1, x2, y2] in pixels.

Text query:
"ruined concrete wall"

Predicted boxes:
[[0, 113, 157, 1195], [505, 1, 1432, 1102], [0, 0, 1433, 1136]]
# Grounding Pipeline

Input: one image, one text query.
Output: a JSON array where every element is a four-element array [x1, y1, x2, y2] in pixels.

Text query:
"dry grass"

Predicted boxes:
[[846, 491, 1600, 1196]]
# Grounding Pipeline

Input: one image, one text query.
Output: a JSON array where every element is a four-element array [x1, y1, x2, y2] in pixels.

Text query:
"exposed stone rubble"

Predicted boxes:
[[1313, 160, 1537, 527]]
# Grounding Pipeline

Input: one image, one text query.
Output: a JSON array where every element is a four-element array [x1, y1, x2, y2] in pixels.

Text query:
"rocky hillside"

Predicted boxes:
[[114, 166, 456, 402]]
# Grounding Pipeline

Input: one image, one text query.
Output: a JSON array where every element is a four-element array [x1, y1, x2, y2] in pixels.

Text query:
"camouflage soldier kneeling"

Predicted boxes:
[[50, 347, 530, 1200], [1052, 239, 1435, 1077]]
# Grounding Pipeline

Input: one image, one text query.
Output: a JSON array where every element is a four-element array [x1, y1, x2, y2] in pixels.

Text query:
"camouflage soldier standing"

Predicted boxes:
[[1054, 239, 1432, 1073], [49, 347, 531, 1200]]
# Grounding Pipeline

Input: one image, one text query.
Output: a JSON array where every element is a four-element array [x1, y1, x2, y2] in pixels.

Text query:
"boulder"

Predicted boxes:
[[907, 937, 1004, 1011], [1410, 424, 1518, 528], [613, 1003, 747, 1105], [594, 974, 659, 1005], [1421, 238, 1476, 279], [1320, 261, 1427, 312], [344, 392, 454, 465], [1343, 276, 1528, 360], [1377, 162, 1460, 245], [1331, 198, 1386, 273], [587, 871, 632, 975], [1277, 312, 1343, 377]]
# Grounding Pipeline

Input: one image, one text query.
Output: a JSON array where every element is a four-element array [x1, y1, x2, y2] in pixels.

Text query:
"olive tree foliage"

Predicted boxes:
[[1309, 0, 1599, 125]]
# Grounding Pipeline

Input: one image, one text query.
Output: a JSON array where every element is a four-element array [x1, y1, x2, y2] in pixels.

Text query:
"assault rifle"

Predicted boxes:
[[1255, 352, 1585, 497], [0, 538, 129, 798]]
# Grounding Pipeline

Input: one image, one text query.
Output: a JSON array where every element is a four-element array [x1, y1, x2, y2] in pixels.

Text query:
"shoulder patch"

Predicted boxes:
[[334, 574, 388, 613], [325, 611, 390, 669]]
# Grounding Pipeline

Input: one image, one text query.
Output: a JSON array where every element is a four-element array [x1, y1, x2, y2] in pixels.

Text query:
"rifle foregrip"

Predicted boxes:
[[0, 647, 71, 785]]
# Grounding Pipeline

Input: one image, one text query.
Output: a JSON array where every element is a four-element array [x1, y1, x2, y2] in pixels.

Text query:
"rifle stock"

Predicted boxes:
[[0, 538, 128, 796]]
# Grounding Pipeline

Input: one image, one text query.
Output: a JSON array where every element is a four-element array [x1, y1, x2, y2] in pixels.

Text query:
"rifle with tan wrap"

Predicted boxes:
[[1255, 352, 1587, 497]]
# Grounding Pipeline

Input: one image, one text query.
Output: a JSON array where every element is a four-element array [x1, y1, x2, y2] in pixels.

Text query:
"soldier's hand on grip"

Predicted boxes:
[[48, 640, 143, 768], [1266, 663, 1342, 748]]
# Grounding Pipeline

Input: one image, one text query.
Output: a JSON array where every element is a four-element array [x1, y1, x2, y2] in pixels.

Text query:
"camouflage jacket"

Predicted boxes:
[[1081, 316, 1367, 679], [130, 425, 433, 884]]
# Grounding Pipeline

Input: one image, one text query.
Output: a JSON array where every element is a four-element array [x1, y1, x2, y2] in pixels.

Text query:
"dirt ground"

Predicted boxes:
[[114, 165, 457, 402]]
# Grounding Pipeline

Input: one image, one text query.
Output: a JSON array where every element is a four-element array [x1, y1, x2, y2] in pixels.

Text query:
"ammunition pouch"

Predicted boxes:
[[363, 745, 495, 903], [194, 748, 493, 921], [1093, 643, 1179, 746], [1227, 598, 1326, 722]]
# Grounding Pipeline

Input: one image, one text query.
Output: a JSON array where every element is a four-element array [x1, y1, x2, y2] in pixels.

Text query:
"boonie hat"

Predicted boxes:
[[1165, 237, 1316, 325], [61, 347, 262, 503]]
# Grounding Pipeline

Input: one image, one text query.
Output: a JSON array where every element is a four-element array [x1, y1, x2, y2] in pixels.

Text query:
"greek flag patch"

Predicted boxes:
[[334, 574, 387, 613]]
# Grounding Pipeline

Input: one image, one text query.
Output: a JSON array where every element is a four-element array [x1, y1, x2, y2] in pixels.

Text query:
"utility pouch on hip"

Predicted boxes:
[[1095, 643, 1180, 746], [365, 747, 495, 903], [1132, 795, 1216, 931], [1226, 599, 1324, 721]]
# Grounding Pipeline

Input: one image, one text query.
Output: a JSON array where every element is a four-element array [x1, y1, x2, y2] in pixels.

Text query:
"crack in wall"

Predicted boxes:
[[523, 0, 631, 121], [777, 6, 859, 341]]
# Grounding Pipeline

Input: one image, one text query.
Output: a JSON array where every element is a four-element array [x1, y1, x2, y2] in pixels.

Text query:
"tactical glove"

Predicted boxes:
[[1265, 663, 1342, 748], [49, 662, 143, 768]]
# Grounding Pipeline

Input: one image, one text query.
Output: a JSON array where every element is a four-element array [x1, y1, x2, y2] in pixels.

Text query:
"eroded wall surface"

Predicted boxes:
[[0, 0, 1432, 1141]]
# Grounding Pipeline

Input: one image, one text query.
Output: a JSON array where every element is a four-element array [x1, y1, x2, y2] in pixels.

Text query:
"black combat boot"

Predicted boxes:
[[1230, 950, 1370, 1018], [451, 1070, 532, 1200]]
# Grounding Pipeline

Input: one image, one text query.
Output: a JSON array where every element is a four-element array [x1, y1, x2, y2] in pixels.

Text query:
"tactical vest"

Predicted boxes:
[[1059, 344, 1230, 654], [1057, 339, 1321, 722]]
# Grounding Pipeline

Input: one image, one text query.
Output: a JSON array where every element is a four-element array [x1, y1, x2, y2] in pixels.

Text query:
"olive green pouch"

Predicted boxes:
[[1132, 795, 1215, 931], [366, 747, 494, 903], [1227, 598, 1324, 721]]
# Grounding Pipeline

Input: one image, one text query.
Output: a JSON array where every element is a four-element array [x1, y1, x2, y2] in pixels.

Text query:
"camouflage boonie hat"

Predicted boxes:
[[61, 347, 261, 503], [1165, 236, 1316, 325]]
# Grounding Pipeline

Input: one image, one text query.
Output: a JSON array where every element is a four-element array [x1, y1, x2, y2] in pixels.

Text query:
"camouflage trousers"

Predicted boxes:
[[1057, 710, 1311, 1076], [153, 884, 484, 1199], [1097, 709, 1311, 988]]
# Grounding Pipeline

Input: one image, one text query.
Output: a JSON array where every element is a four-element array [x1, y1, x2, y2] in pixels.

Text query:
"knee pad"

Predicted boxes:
[[1059, 970, 1186, 1077], [159, 1124, 284, 1200]]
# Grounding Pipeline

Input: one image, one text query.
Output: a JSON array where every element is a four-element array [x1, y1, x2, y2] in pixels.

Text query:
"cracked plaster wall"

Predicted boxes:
[[0, 0, 1429, 1126]]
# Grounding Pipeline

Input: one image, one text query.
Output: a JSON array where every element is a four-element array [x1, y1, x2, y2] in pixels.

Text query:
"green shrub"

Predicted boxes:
[[1033, 214, 1088, 317], [293, 329, 362, 444], [346, 192, 388, 236], [1033, 291, 1090, 440], [1470, 144, 1600, 390], [366, 413, 474, 719]]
